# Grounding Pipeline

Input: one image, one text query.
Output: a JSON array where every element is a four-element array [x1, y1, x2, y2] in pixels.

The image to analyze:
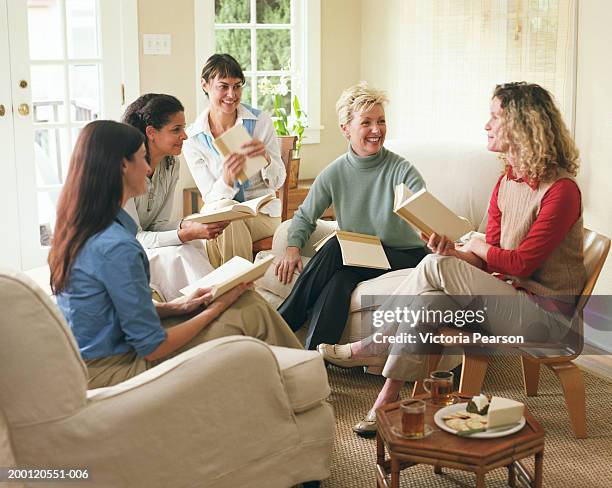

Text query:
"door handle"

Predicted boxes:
[[0, 104, 5, 117], [18, 103, 30, 116]]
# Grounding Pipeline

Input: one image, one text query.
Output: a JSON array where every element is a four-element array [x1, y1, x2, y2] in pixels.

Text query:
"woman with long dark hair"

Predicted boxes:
[[50, 120, 301, 388], [122, 93, 228, 301]]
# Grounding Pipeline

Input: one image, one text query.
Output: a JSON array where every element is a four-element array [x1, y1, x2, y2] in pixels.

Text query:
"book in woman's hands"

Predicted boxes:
[[214, 124, 268, 184], [313, 230, 391, 270], [179, 255, 274, 300], [184, 194, 273, 224], [393, 184, 472, 241]]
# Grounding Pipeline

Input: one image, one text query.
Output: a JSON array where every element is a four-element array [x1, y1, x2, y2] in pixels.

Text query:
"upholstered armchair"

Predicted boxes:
[[0, 268, 334, 487]]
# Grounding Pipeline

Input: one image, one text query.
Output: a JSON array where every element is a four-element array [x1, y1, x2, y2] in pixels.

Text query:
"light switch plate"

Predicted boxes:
[[143, 34, 171, 55]]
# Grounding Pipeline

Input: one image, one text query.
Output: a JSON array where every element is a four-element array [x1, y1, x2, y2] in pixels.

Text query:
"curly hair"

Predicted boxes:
[[493, 82, 580, 182], [336, 81, 388, 127], [121, 93, 184, 164]]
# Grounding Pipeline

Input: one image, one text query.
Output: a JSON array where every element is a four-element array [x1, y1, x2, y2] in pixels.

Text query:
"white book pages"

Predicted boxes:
[[184, 194, 273, 224], [179, 255, 275, 299], [213, 124, 268, 183], [394, 187, 472, 241], [338, 238, 391, 270], [314, 230, 390, 270]]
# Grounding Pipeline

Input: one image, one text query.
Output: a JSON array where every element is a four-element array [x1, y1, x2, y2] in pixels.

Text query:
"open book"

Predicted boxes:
[[314, 230, 391, 270], [214, 124, 268, 184], [394, 184, 472, 241], [183, 194, 273, 224], [179, 255, 274, 300]]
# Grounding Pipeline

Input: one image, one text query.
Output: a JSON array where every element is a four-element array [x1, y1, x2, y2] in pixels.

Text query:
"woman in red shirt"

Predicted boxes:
[[319, 82, 586, 437]]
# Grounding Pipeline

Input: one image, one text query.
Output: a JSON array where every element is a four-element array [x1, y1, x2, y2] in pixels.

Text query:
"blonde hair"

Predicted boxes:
[[493, 82, 580, 182], [335, 81, 388, 126]]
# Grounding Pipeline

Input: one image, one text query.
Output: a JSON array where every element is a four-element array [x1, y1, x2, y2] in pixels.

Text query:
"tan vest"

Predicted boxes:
[[497, 172, 586, 299]]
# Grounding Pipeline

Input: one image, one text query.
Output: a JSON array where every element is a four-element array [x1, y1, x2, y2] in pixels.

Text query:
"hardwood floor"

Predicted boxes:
[[576, 343, 612, 380]]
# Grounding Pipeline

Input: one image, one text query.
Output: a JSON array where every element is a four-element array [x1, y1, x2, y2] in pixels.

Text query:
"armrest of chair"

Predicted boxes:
[[271, 219, 338, 258], [81, 336, 301, 485]]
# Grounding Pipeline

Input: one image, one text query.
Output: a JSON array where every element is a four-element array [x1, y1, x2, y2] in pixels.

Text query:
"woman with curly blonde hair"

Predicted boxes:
[[319, 82, 587, 436]]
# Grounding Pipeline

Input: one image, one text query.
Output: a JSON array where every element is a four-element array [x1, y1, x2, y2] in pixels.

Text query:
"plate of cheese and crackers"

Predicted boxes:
[[433, 394, 526, 438]]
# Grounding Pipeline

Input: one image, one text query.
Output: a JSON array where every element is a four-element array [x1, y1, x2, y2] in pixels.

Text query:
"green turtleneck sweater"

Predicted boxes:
[[287, 145, 426, 250]]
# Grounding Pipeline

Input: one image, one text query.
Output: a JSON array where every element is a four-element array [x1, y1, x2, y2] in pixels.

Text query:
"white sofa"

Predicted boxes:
[[255, 140, 501, 345], [0, 268, 334, 488]]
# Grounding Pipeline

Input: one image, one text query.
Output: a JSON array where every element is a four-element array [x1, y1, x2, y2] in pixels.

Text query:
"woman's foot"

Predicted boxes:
[[316, 343, 383, 369], [352, 379, 404, 437]]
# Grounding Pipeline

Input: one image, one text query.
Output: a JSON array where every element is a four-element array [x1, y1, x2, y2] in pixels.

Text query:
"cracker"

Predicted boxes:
[[446, 418, 468, 431], [466, 418, 486, 429]]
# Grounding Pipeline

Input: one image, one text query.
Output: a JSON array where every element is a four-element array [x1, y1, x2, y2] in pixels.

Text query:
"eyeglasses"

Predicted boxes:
[[214, 82, 245, 93]]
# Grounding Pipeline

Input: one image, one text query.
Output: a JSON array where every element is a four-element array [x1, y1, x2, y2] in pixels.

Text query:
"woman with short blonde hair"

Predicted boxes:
[[275, 81, 429, 353], [335, 81, 389, 127]]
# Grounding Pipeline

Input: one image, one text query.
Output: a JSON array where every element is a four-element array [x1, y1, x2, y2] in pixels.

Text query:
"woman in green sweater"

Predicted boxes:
[[275, 82, 429, 350]]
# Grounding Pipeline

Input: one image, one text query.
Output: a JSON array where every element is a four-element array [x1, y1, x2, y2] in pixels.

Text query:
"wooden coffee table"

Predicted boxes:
[[376, 394, 545, 488]]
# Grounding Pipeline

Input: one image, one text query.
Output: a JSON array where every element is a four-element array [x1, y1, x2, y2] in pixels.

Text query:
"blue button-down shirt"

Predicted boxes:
[[57, 209, 167, 360]]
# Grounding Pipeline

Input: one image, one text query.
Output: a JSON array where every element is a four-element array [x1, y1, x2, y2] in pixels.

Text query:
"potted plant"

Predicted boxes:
[[259, 72, 308, 188]]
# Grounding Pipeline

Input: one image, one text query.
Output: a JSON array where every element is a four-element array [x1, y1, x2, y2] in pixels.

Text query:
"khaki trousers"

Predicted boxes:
[[362, 254, 573, 381], [85, 290, 302, 388], [203, 200, 281, 268]]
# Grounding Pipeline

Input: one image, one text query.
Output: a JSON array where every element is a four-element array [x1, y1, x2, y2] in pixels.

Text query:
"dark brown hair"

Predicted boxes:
[[200, 53, 245, 97], [121, 93, 184, 164], [49, 120, 144, 293]]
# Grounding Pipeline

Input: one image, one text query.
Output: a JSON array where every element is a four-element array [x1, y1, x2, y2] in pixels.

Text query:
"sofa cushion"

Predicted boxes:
[[255, 251, 311, 302], [269, 346, 330, 414]]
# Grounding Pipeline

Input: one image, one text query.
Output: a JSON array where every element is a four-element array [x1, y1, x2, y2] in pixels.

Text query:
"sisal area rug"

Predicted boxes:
[[321, 356, 612, 487]]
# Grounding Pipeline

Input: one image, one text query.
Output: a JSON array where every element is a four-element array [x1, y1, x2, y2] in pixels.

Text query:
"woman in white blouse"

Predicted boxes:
[[183, 53, 286, 267], [122, 93, 230, 301]]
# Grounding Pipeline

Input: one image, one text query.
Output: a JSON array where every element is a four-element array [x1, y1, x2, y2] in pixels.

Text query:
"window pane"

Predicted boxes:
[[34, 128, 70, 187], [256, 76, 290, 115], [37, 189, 62, 245], [27, 0, 64, 59], [242, 76, 253, 107], [69, 64, 101, 122], [215, 29, 251, 70], [215, 0, 250, 23], [66, 0, 100, 59], [256, 0, 290, 24], [256, 30, 290, 70], [31, 65, 66, 123]]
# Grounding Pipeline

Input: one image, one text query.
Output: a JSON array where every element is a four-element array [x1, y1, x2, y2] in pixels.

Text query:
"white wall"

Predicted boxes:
[[575, 0, 612, 351], [137, 0, 198, 220], [359, 0, 612, 351]]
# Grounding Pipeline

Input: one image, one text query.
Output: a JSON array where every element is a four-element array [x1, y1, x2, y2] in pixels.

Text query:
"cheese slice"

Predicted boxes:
[[486, 396, 524, 429]]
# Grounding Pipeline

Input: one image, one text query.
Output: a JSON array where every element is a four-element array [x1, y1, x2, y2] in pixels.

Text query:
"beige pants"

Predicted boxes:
[[204, 209, 280, 268], [363, 254, 572, 381], [85, 290, 302, 388]]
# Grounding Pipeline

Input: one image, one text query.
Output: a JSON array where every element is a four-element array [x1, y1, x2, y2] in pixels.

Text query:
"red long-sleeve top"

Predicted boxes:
[[484, 173, 582, 277]]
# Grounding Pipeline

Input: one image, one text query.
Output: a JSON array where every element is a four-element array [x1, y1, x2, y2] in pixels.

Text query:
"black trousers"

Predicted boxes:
[[278, 237, 429, 350]]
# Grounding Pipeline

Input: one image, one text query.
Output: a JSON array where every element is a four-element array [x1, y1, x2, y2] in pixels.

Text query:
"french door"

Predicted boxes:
[[0, 0, 137, 270]]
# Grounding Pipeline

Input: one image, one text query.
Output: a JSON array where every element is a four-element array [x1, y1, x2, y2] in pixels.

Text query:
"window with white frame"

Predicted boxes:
[[195, 0, 320, 143]]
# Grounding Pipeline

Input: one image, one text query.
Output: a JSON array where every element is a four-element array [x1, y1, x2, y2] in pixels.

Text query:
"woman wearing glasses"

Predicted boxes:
[[183, 54, 286, 267]]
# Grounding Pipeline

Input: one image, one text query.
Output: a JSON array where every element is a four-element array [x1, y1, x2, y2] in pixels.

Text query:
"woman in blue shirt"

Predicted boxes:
[[49, 120, 301, 388]]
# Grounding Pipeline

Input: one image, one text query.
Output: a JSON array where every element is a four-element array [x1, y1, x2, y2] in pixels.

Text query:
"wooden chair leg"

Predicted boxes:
[[521, 356, 541, 396], [547, 361, 587, 438], [459, 354, 488, 396], [412, 354, 442, 396]]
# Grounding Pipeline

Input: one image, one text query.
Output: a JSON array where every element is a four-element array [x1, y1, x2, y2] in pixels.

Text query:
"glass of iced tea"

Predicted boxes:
[[423, 370, 455, 405], [400, 399, 426, 437]]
